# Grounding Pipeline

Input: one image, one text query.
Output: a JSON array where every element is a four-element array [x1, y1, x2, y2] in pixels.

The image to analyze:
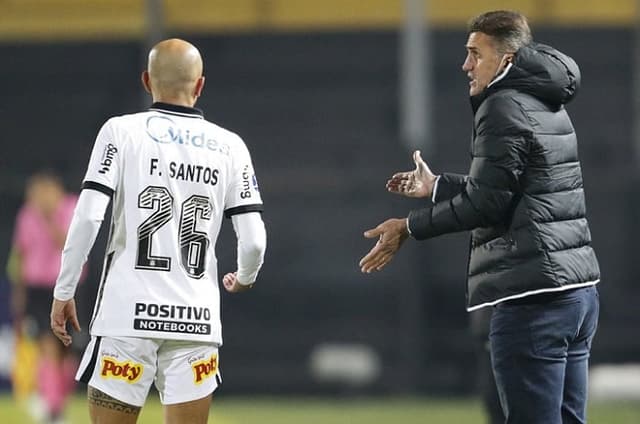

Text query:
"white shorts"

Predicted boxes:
[[76, 336, 221, 406]]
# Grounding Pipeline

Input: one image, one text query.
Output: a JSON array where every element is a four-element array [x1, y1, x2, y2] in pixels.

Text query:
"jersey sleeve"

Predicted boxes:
[[54, 189, 110, 301], [231, 212, 267, 285], [224, 138, 263, 218], [81, 119, 121, 196]]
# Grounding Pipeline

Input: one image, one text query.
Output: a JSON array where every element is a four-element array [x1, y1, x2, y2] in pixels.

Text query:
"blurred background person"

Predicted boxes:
[[6, 171, 84, 424]]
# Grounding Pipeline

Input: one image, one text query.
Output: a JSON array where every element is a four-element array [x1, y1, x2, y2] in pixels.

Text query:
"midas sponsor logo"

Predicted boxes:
[[100, 357, 143, 383], [192, 354, 218, 384], [145, 115, 230, 155]]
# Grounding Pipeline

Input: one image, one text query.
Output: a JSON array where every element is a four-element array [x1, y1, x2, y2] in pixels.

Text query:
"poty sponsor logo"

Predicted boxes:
[[98, 143, 118, 174], [145, 115, 230, 155], [100, 357, 143, 383], [192, 354, 218, 384]]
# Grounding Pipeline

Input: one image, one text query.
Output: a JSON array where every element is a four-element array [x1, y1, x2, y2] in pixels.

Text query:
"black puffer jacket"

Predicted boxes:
[[408, 43, 600, 310]]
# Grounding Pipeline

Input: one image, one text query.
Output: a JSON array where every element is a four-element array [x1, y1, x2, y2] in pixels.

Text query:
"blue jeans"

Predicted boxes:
[[490, 286, 600, 424]]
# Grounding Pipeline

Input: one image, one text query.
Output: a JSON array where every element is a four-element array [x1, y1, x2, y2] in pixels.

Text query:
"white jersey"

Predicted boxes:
[[83, 103, 263, 344]]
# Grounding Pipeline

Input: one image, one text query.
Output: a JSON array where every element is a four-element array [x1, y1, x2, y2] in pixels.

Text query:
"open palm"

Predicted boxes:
[[386, 150, 436, 198]]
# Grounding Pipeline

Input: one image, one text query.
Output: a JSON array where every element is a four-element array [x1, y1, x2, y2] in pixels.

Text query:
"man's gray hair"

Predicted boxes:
[[468, 10, 532, 54]]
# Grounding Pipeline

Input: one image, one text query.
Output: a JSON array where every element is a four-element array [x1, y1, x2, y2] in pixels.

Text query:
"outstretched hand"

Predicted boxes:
[[223, 272, 253, 293], [359, 218, 410, 273], [50, 298, 81, 347], [386, 150, 437, 198]]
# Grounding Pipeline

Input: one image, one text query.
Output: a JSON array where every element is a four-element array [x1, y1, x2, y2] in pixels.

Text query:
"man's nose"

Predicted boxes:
[[462, 57, 472, 72]]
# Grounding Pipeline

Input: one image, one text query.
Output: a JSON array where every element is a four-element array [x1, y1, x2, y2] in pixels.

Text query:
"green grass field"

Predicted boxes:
[[1, 395, 640, 423]]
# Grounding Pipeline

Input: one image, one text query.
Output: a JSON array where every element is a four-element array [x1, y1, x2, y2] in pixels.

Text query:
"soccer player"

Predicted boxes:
[[50, 39, 266, 424]]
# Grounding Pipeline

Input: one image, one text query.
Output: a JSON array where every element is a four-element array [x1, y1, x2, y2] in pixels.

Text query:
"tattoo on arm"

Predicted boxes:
[[88, 386, 140, 415]]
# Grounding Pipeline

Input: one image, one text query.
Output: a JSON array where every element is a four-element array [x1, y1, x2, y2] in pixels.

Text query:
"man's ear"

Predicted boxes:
[[141, 71, 152, 94], [194, 76, 205, 98], [505, 53, 515, 64]]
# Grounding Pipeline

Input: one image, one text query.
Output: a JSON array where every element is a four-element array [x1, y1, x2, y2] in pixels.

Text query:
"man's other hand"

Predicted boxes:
[[50, 298, 81, 347], [223, 272, 253, 293], [386, 150, 437, 198], [359, 218, 410, 273]]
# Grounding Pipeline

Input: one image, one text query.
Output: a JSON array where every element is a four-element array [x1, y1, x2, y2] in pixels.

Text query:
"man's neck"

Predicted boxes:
[[152, 96, 196, 108]]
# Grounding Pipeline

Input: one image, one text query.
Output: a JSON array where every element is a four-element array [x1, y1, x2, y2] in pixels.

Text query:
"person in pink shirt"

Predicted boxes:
[[7, 171, 83, 424]]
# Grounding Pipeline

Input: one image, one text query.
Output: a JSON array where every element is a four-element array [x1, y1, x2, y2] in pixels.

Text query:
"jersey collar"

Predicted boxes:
[[149, 102, 204, 119]]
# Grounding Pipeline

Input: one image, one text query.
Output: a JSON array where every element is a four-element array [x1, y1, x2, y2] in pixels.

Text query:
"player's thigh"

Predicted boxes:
[[164, 394, 212, 424], [77, 336, 159, 408], [155, 340, 221, 406], [87, 385, 141, 424]]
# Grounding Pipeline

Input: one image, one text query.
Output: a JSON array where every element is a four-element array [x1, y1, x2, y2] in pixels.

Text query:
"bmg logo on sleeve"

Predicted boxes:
[[98, 143, 118, 174]]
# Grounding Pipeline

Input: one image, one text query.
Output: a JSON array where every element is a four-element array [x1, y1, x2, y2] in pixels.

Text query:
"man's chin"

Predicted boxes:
[[468, 81, 478, 96]]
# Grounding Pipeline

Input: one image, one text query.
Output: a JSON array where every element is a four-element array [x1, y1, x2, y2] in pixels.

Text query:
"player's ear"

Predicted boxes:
[[194, 76, 205, 98], [141, 71, 152, 94]]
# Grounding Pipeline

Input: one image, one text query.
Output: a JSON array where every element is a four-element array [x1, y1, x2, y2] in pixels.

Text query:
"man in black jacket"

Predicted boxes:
[[360, 10, 600, 424]]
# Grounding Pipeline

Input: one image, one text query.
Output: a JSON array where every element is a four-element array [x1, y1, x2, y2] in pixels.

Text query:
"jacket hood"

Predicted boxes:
[[472, 42, 581, 109]]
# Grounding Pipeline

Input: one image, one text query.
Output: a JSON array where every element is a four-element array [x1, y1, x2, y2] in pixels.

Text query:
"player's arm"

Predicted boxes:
[[51, 189, 110, 346], [51, 118, 119, 346], [222, 134, 265, 293], [54, 189, 110, 301], [223, 212, 267, 293]]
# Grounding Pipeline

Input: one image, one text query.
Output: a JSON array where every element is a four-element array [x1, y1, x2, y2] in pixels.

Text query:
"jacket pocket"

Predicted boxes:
[[484, 236, 516, 251]]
